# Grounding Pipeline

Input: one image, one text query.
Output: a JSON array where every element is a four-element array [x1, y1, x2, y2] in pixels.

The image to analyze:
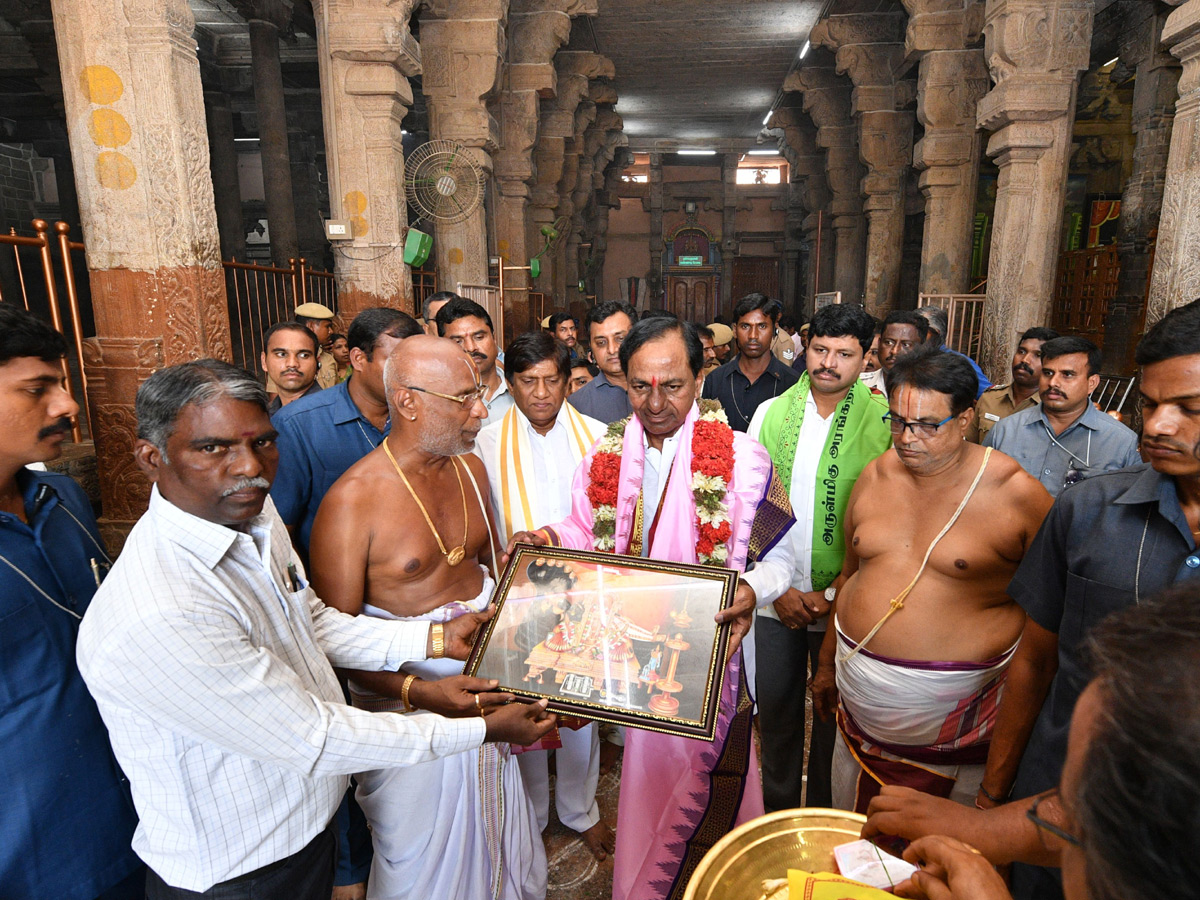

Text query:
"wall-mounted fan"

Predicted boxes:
[[405, 140, 486, 225]]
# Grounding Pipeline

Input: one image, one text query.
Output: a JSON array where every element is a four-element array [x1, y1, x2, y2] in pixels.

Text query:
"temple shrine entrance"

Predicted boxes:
[[666, 273, 716, 322]]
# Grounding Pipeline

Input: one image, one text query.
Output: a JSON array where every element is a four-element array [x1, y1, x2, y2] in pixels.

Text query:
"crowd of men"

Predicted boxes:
[[5, 283, 1200, 900]]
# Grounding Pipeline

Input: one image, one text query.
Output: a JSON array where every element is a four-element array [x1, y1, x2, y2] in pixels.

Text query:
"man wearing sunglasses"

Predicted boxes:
[[307, 335, 550, 900], [812, 344, 1052, 814]]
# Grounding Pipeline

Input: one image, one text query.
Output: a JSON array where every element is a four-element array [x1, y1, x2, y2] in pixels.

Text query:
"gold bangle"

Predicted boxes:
[[431, 623, 445, 659], [401, 674, 418, 712]]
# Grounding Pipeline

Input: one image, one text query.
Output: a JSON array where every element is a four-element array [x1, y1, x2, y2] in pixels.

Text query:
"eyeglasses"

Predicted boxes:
[[405, 385, 486, 407], [881, 412, 956, 437], [1026, 790, 1081, 848]]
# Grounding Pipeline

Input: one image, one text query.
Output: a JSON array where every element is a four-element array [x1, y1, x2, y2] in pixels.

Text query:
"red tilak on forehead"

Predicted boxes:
[[651, 376, 659, 389], [241, 431, 257, 438]]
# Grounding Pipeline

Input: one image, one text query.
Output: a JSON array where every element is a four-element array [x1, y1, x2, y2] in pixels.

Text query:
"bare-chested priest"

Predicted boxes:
[[812, 344, 1052, 814], [309, 335, 549, 900]]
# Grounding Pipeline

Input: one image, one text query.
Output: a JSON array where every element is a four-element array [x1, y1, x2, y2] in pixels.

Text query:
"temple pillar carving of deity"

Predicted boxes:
[[1103, 8, 1181, 369], [1145, 0, 1200, 327], [312, 0, 418, 317], [787, 64, 867, 304], [49, 0, 232, 545], [769, 107, 834, 310], [493, 1, 585, 328], [903, 0, 990, 294], [238, 1, 300, 266], [812, 12, 915, 315], [976, 0, 1093, 380], [419, 0, 507, 289]]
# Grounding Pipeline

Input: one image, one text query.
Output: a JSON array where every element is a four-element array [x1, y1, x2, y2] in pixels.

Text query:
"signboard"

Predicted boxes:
[[678, 255, 705, 267], [814, 291, 842, 310]]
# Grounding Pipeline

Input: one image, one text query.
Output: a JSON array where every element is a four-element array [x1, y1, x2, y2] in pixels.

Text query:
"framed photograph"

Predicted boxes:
[[464, 544, 738, 741]]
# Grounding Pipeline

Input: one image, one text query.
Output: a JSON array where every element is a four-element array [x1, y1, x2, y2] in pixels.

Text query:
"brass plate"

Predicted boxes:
[[683, 808, 868, 900]]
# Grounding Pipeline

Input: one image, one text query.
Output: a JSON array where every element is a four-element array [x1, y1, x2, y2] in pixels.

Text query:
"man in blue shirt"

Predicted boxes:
[[917, 305, 992, 398], [569, 300, 637, 424], [269, 306, 422, 896], [271, 307, 422, 556], [0, 304, 142, 900]]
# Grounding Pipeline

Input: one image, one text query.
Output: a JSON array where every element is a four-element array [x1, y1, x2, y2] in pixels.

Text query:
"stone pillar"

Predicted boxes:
[[313, 0, 419, 317], [493, 1, 581, 329], [49, 0, 232, 543], [976, 0, 1093, 379], [721, 152, 738, 310], [767, 106, 831, 311], [812, 13, 915, 315], [241, 4, 300, 267], [787, 65, 867, 304], [419, 0, 507, 289], [204, 91, 246, 263], [1145, 0, 1200, 327], [1103, 9, 1180, 369], [903, 0, 989, 294], [648, 151, 664, 304]]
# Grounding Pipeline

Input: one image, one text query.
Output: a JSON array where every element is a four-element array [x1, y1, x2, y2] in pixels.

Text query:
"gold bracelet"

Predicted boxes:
[[400, 674, 418, 712], [431, 623, 445, 659]]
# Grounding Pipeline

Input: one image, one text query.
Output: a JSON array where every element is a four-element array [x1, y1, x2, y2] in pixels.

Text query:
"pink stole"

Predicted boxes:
[[547, 405, 769, 900]]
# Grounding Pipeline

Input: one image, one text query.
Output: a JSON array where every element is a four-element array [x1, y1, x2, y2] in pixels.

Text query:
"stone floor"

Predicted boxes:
[[544, 750, 622, 900]]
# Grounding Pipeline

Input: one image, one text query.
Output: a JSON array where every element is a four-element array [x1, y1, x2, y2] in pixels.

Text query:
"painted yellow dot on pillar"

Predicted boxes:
[[448, 248, 464, 265], [79, 65, 124, 105], [95, 151, 137, 190], [497, 239, 510, 255], [349, 215, 369, 238], [343, 190, 368, 216], [88, 108, 132, 148]]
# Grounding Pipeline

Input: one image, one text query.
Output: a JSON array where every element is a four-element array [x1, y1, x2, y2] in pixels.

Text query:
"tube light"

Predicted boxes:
[[799, 40, 810, 60], [234, 137, 259, 142], [1104, 56, 1119, 67], [677, 149, 717, 156], [747, 149, 780, 156], [762, 109, 774, 126]]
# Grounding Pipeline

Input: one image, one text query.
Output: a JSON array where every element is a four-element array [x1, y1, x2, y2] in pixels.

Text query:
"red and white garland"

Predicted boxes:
[[586, 402, 735, 566]]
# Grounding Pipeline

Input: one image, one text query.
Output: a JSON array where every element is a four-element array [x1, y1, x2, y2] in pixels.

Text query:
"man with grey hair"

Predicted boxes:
[[917, 305, 992, 398], [309, 335, 548, 899], [77, 359, 555, 900]]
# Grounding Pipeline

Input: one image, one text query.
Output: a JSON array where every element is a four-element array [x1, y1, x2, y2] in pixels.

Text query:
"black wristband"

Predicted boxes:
[[978, 784, 1008, 805]]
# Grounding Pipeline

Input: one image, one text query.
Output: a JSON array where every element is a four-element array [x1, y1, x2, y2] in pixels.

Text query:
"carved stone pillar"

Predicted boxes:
[[648, 151, 664, 305], [419, 0, 507, 289], [493, 1, 581, 328], [49, 0, 232, 542], [787, 65, 867, 304], [1145, 0, 1200, 327], [243, 4, 299, 266], [313, 0, 418, 317], [204, 91, 247, 263], [767, 106, 831, 310], [903, 0, 989, 294], [1104, 8, 1180, 369], [976, 0, 1093, 379], [721, 152, 738, 310], [813, 13, 915, 315]]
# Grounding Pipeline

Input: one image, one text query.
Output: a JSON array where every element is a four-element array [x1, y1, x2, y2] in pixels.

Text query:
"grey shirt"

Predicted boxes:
[[1009, 464, 1200, 801], [568, 371, 632, 424], [984, 402, 1141, 496]]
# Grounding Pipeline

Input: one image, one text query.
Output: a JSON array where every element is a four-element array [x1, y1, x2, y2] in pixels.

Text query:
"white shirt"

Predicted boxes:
[[77, 489, 485, 891], [482, 366, 515, 422], [748, 393, 834, 630]]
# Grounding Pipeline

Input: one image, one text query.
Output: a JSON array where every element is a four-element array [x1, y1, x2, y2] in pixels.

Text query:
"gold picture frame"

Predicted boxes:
[[464, 543, 738, 741]]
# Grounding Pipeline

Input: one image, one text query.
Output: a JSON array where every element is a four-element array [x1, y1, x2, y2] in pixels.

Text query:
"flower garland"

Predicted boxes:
[[587, 400, 735, 566]]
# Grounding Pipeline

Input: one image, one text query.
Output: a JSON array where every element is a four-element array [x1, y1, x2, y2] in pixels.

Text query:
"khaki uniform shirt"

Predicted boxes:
[[771, 330, 796, 366], [967, 382, 1038, 444]]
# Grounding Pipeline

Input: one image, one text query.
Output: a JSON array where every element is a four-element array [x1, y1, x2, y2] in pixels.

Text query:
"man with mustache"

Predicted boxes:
[[549, 312, 581, 357], [0, 305, 144, 900], [77, 359, 554, 900], [308, 336, 548, 899], [748, 303, 892, 811], [702, 293, 800, 432], [966, 327, 1059, 444], [261, 321, 322, 415], [877, 310, 929, 374], [985, 336, 1140, 497], [811, 345, 1052, 813], [570, 300, 638, 424], [436, 297, 514, 423]]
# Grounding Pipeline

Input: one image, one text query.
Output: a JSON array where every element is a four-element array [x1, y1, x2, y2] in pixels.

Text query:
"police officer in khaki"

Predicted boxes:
[[967, 326, 1059, 443]]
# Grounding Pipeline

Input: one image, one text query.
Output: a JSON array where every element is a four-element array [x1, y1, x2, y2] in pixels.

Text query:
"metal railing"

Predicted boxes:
[[456, 282, 504, 343], [919, 293, 986, 360], [224, 256, 337, 374], [0, 219, 90, 441]]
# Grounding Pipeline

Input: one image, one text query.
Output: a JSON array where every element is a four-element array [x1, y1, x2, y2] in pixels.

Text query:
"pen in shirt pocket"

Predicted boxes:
[[286, 562, 301, 592]]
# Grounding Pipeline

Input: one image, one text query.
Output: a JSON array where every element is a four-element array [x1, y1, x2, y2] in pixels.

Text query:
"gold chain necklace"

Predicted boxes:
[[381, 438, 468, 566]]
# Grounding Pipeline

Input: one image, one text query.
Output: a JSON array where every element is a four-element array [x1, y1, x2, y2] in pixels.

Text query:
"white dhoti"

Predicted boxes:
[[351, 572, 547, 900], [516, 722, 601, 834]]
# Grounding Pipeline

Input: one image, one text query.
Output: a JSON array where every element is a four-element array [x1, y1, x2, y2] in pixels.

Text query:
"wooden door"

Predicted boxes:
[[666, 274, 715, 323], [731, 256, 780, 302]]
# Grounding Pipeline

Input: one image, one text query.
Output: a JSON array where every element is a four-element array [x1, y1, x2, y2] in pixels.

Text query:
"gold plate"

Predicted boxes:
[[683, 808, 867, 900]]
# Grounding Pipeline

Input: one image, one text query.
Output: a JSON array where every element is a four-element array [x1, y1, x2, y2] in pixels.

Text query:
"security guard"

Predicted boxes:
[[294, 302, 340, 389], [967, 326, 1059, 443], [708, 321, 735, 364]]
